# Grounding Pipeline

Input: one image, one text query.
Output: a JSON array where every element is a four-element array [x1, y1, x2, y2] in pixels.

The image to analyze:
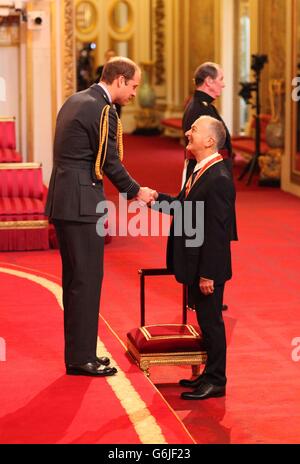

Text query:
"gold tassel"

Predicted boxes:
[[117, 115, 124, 162], [95, 105, 124, 180]]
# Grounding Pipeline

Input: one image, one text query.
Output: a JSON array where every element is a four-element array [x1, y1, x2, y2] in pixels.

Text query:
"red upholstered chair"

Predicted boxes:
[[160, 97, 191, 139], [0, 163, 49, 251], [0, 117, 22, 163], [127, 269, 207, 377], [160, 117, 182, 133], [231, 114, 272, 162]]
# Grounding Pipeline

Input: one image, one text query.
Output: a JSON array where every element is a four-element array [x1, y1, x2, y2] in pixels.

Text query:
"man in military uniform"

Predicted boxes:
[[183, 62, 234, 177], [46, 57, 155, 377]]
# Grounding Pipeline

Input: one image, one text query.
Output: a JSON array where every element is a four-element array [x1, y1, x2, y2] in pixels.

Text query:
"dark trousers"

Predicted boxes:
[[190, 283, 227, 386], [53, 220, 105, 365]]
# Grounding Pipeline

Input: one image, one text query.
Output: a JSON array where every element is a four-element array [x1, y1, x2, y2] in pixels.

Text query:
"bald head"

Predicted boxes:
[[197, 116, 226, 150], [185, 116, 226, 160]]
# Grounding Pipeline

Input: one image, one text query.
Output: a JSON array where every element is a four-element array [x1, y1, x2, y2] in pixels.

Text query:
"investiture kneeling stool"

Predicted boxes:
[[127, 268, 207, 377]]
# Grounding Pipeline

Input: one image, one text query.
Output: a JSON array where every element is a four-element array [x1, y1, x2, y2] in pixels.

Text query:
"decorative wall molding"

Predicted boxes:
[[260, 0, 286, 113], [62, 0, 75, 101], [269, 0, 286, 74], [154, 0, 165, 85], [189, 0, 215, 95]]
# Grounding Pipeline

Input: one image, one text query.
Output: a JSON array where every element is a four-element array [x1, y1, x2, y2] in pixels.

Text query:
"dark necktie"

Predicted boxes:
[[191, 170, 198, 184]]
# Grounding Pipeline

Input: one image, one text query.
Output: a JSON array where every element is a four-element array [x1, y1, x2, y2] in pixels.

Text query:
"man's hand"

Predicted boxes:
[[199, 277, 214, 296], [136, 187, 157, 205]]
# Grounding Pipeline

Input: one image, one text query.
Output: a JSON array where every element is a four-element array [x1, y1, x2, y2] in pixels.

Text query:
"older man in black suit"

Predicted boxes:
[[153, 116, 236, 400], [46, 57, 155, 377], [182, 62, 237, 242]]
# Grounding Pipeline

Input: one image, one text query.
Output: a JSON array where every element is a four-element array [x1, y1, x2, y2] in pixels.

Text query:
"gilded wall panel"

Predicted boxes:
[[154, 0, 165, 86], [188, 0, 215, 94], [259, 0, 286, 114], [62, 0, 76, 100]]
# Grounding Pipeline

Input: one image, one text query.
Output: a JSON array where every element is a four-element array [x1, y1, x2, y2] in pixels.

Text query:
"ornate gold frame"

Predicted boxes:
[[108, 0, 134, 36], [0, 162, 41, 170], [127, 338, 206, 378], [0, 220, 48, 230], [291, 0, 300, 184], [62, 0, 76, 101], [74, 0, 99, 42]]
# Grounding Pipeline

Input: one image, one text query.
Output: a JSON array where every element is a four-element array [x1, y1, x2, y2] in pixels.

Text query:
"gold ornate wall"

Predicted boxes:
[[259, 0, 286, 114], [188, 0, 215, 94], [153, 0, 166, 86], [62, 0, 76, 101]]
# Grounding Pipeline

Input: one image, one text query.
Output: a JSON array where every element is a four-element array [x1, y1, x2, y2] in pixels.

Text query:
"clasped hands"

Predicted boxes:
[[136, 187, 158, 206]]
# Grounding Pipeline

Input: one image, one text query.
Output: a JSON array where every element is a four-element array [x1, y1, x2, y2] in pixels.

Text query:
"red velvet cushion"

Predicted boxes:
[[0, 120, 16, 149], [0, 148, 22, 162], [161, 118, 182, 130], [0, 167, 43, 199], [127, 324, 205, 354]]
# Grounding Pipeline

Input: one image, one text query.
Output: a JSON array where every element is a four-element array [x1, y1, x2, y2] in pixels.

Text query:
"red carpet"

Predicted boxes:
[[0, 266, 194, 444], [1, 135, 300, 443]]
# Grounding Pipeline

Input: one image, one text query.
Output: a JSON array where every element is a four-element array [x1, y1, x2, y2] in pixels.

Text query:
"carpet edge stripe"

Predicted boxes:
[[0, 266, 167, 445], [100, 314, 197, 444]]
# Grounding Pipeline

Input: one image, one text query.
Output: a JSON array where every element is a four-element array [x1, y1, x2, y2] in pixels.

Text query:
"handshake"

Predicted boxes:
[[136, 187, 158, 205]]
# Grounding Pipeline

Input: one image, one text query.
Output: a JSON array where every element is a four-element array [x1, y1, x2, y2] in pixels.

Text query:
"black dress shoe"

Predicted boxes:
[[222, 304, 228, 311], [66, 362, 117, 377], [181, 382, 225, 400], [179, 375, 204, 388], [96, 356, 110, 366]]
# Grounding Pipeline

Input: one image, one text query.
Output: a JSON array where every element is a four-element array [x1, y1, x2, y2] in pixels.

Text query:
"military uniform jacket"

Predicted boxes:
[[156, 161, 235, 286], [182, 90, 232, 156], [45, 84, 140, 223]]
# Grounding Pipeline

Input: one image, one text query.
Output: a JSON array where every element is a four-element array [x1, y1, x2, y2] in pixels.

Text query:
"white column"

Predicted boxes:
[[30, 0, 53, 184], [54, 0, 62, 111]]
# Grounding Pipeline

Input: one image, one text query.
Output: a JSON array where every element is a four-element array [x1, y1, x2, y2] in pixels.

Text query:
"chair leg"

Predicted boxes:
[[140, 360, 150, 377], [238, 158, 251, 180]]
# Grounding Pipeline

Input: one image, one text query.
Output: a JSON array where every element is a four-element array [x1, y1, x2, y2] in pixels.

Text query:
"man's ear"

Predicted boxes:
[[117, 75, 125, 87], [205, 135, 215, 148], [206, 76, 214, 87]]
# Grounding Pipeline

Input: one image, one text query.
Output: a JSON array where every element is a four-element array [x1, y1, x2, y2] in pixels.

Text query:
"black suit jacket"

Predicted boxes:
[[182, 90, 238, 241], [45, 84, 139, 223], [156, 161, 235, 286]]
